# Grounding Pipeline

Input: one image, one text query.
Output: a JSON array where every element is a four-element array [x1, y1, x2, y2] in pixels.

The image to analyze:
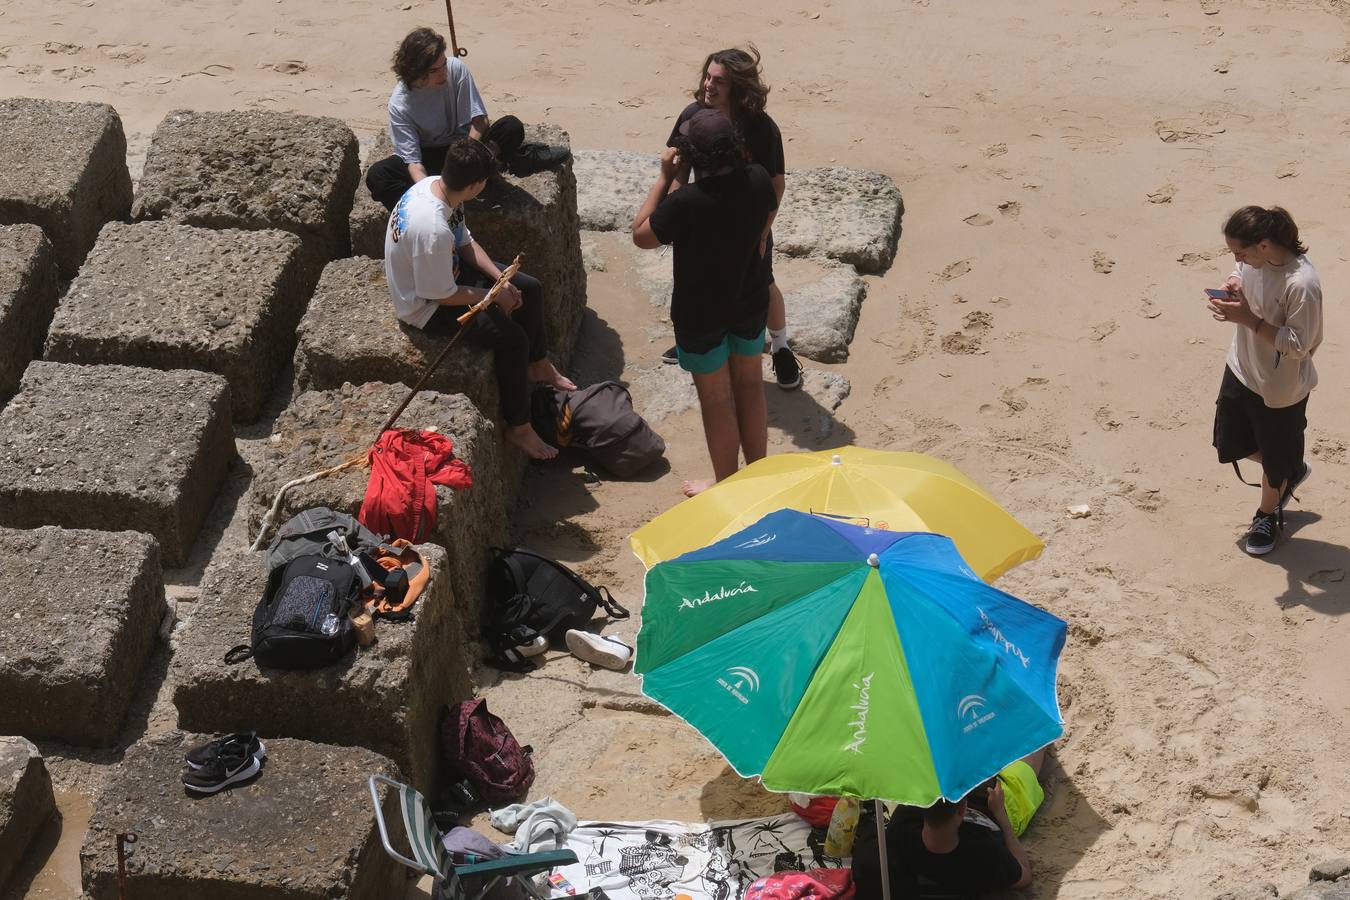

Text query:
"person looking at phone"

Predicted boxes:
[[1208, 205, 1322, 555]]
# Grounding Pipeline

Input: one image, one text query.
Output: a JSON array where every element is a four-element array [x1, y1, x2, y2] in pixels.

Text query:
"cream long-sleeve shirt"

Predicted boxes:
[[1225, 255, 1322, 408]]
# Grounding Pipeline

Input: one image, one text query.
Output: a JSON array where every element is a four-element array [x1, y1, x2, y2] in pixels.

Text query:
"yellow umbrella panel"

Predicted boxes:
[[629, 446, 1043, 582]]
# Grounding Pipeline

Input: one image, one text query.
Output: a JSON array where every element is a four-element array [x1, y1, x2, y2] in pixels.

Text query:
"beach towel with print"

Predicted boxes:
[[360, 429, 472, 543]]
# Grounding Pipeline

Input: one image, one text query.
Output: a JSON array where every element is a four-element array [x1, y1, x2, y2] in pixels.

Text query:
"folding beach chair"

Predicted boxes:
[[368, 774, 578, 900]]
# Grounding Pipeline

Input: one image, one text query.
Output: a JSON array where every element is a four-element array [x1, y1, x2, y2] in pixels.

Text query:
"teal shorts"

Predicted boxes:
[[676, 327, 766, 375]]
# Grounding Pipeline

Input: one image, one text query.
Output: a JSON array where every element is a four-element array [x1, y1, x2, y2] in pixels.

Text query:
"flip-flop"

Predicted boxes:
[[565, 629, 633, 671]]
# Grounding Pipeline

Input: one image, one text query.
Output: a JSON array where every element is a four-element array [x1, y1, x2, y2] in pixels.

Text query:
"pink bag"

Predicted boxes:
[[745, 869, 855, 900]]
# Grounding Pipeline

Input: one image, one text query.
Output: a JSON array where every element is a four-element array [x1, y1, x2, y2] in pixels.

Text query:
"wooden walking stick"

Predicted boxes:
[[249, 257, 522, 551], [445, 0, 468, 57]]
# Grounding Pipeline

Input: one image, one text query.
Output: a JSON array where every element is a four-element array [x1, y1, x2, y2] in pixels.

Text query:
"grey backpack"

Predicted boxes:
[[264, 507, 393, 572]]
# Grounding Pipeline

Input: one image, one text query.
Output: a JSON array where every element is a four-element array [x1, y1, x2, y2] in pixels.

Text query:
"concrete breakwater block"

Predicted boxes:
[[0, 527, 165, 745], [0, 737, 57, 888], [573, 149, 659, 232], [80, 732, 406, 900], [294, 257, 498, 419], [0, 225, 59, 405], [173, 544, 472, 791], [0, 362, 234, 566], [0, 98, 133, 277], [45, 222, 310, 422], [248, 383, 505, 639], [773, 166, 904, 274], [348, 130, 394, 260], [133, 108, 360, 266]]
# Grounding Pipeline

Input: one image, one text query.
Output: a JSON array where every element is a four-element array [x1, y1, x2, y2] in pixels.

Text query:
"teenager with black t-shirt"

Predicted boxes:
[[633, 109, 778, 497]]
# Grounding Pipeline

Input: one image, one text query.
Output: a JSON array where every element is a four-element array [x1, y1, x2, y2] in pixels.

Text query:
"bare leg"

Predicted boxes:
[[767, 283, 787, 333], [728, 352, 767, 466], [527, 358, 577, 392], [1019, 748, 1048, 779], [685, 365, 740, 496], [505, 423, 559, 460]]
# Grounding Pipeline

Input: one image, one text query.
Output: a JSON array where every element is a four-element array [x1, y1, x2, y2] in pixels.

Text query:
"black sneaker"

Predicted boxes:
[[182, 741, 262, 794], [1244, 510, 1280, 556], [185, 731, 266, 770], [1279, 461, 1312, 511], [508, 143, 571, 177], [771, 347, 802, 390], [661, 345, 679, 365]]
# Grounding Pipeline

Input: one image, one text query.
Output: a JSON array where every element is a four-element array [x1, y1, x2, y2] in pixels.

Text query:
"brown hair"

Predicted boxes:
[[392, 27, 446, 87], [440, 136, 498, 189], [1223, 205, 1308, 255], [694, 45, 770, 123]]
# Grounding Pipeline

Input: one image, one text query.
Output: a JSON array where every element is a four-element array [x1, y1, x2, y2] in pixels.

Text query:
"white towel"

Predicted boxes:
[[489, 796, 578, 854]]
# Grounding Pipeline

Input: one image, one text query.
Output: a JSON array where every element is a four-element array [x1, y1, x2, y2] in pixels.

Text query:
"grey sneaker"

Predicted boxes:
[[1244, 510, 1280, 556]]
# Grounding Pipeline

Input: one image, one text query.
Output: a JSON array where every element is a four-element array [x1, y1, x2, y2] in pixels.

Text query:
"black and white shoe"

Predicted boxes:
[[185, 731, 266, 770], [565, 629, 633, 671], [771, 347, 802, 390], [508, 143, 570, 177], [661, 345, 679, 365], [1279, 461, 1312, 511], [1244, 510, 1280, 556], [182, 742, 262, 794]]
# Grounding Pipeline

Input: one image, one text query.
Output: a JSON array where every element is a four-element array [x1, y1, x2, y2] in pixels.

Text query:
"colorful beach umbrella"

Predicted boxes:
[[635, 509, 1065, 806], [628, 447, 1043, 583]]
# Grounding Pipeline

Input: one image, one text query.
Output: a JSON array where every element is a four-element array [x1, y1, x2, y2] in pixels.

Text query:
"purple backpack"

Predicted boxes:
[[439, 699, 535, 803]]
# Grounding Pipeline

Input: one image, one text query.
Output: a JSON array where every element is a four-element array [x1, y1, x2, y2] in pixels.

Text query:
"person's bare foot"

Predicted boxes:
[[505, 424, 558, 460], [527, 359, 577, 391], [682, 478, 715, 497]]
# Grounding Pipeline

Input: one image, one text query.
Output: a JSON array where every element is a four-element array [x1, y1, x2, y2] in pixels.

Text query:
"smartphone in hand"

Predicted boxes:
[[1205, 288, 1234, 301]]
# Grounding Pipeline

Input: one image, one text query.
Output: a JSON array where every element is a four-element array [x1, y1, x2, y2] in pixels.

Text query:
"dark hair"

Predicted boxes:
[[1223, 205, 1307, 255], [671, 132, 744, 175], [694, 45, 770, 123], [392, 27, 446, 87], [440, 137, 498, 189], [923, 799, 964, 828]]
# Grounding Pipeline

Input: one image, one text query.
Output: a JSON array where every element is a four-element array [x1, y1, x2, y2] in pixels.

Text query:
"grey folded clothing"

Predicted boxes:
[[488, 796, 579, 853]]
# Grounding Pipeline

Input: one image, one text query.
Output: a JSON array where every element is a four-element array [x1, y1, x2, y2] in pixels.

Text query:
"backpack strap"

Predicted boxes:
[[1232, 461, 1262, 488], [224, 645, 253, 664], [596, 586, 630, 620]]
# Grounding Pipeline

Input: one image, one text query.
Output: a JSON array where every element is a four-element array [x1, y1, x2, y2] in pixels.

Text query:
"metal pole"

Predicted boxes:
[[874, 799, 892, 900], [444, 0, 468, 56], [116, 832, 138, 900]]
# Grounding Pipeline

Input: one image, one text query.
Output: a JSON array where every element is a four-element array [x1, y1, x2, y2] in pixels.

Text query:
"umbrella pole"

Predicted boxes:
[[874, 798, 892, 900]]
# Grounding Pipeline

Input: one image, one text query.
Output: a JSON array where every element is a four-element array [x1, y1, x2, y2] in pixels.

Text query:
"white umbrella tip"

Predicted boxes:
[[832, 453, 843, 465], [867, 553, 880, 568]]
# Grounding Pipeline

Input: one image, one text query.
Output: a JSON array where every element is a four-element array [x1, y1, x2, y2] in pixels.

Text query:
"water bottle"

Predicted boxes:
[[320, 613, 340, 636], [824, 796, 860, 857]]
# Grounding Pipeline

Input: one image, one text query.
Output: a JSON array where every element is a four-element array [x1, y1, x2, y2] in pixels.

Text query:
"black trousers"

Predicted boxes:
[[422, 260, 547, 427], [366, 116, 525, 211]]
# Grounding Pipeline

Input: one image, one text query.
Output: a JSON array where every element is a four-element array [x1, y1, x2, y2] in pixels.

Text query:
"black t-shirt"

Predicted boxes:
[[894, 814, 1024, 894], [648, 163, 777, 340], [667, 102, 786, 176]]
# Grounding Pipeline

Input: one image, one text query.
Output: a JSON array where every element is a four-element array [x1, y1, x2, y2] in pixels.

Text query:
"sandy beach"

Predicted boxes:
[[4, 0, 1350, 897]]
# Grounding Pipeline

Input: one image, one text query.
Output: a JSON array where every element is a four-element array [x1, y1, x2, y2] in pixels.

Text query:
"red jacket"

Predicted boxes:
[[359, 429, 472, 543]]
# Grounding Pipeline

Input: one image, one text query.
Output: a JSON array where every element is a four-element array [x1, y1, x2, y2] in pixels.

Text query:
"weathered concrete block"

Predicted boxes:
[[1215, 886, 1280, 900], [44, 222, 309, 422], [294, 257, 498, 419], [0, 527, 165, 745], [0, 98, 133, 277], [133, 109, 360, 265], [0, 225, 59, 405], [173, 543, 470, 791], [573, 149, 659, 232], [627, 362, 850, 427], [0, 737, 56, 889], [248, 383, 505, 639], [1289, 883, 1350, 900], [774, 166, 904, 274], [0, 362, 234, 566], [81, 732, 406, 900], [349, 131, 394, 260], [1312, 860, 1350, 883], [467, 124, 586, 371]]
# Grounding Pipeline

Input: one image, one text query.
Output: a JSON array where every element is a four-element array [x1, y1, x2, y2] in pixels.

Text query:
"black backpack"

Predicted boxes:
[[225, 555, 361, 669], [486, 547, 629, 666], [532, 382, 666, 478]]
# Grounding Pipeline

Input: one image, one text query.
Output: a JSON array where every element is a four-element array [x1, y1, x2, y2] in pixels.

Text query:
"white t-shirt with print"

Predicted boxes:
[[384, 176, 474, 329], [1225, 255, 1322, 408]]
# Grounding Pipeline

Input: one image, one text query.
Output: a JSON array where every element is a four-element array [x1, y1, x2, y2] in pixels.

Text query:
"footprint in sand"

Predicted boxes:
[[43, 41, 82, 54], [1092, 251, 1114, 274], [1095, 407, 1122, 431], [1276, 162, 1299, 179], [938, 258, 972, 282], [1213, 57, 1231, 74], [1312, 438, 1345, 464], [1139, 299, 1162, 319], [1177, 250, 1221, 266], [1308, 569, 1345, 584], [184, 63, 233, 78], [50, 65, 94, 81], [963, 310, 993, 331], [1199, 0, 1221, 13], [1147, 184, 1176, 204], [963, 213, 993, 227], [1091, 320, 1118, 341], [983, 142, 1007, 158], [261, 60, 308, 74], [99, 43, 146, 63], [998, 200, 1021, 218]]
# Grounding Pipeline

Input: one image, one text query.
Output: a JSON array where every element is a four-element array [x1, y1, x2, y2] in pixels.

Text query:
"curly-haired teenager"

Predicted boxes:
[[1208, 205, 1322, 555], [661, 46, 800, 390]]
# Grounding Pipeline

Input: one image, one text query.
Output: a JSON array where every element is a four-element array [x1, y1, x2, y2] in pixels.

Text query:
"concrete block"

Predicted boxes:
[[349, 131, 394, 260], [0, 737, 56, 889], [0, 225, 59, 405], [466, 124, 586, 370], [44, 222, 310, 421], [80, 732, 406, 900], [294, 257, 498, 420], [774, 166, 904, 274], [0, 362, 234, 566], [173, 544, 471, 791], [573, 149, 659, 232], [0, 527, 165, 746], [133, 109, 360, 266], [248, 382, 505, 639], [0, 98, 133, 277]]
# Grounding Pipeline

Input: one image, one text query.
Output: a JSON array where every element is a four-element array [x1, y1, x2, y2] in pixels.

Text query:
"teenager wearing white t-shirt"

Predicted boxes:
[[384, 138, 575, 460], [1208, 205, 1322, 555]]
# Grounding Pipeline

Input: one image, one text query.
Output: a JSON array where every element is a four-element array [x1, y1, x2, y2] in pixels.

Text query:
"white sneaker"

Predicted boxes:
[[565, 629, 633, 671]]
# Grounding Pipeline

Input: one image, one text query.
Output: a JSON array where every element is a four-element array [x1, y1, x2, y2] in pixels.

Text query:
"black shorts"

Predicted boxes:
[[1213, 366, 1308, 489]]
